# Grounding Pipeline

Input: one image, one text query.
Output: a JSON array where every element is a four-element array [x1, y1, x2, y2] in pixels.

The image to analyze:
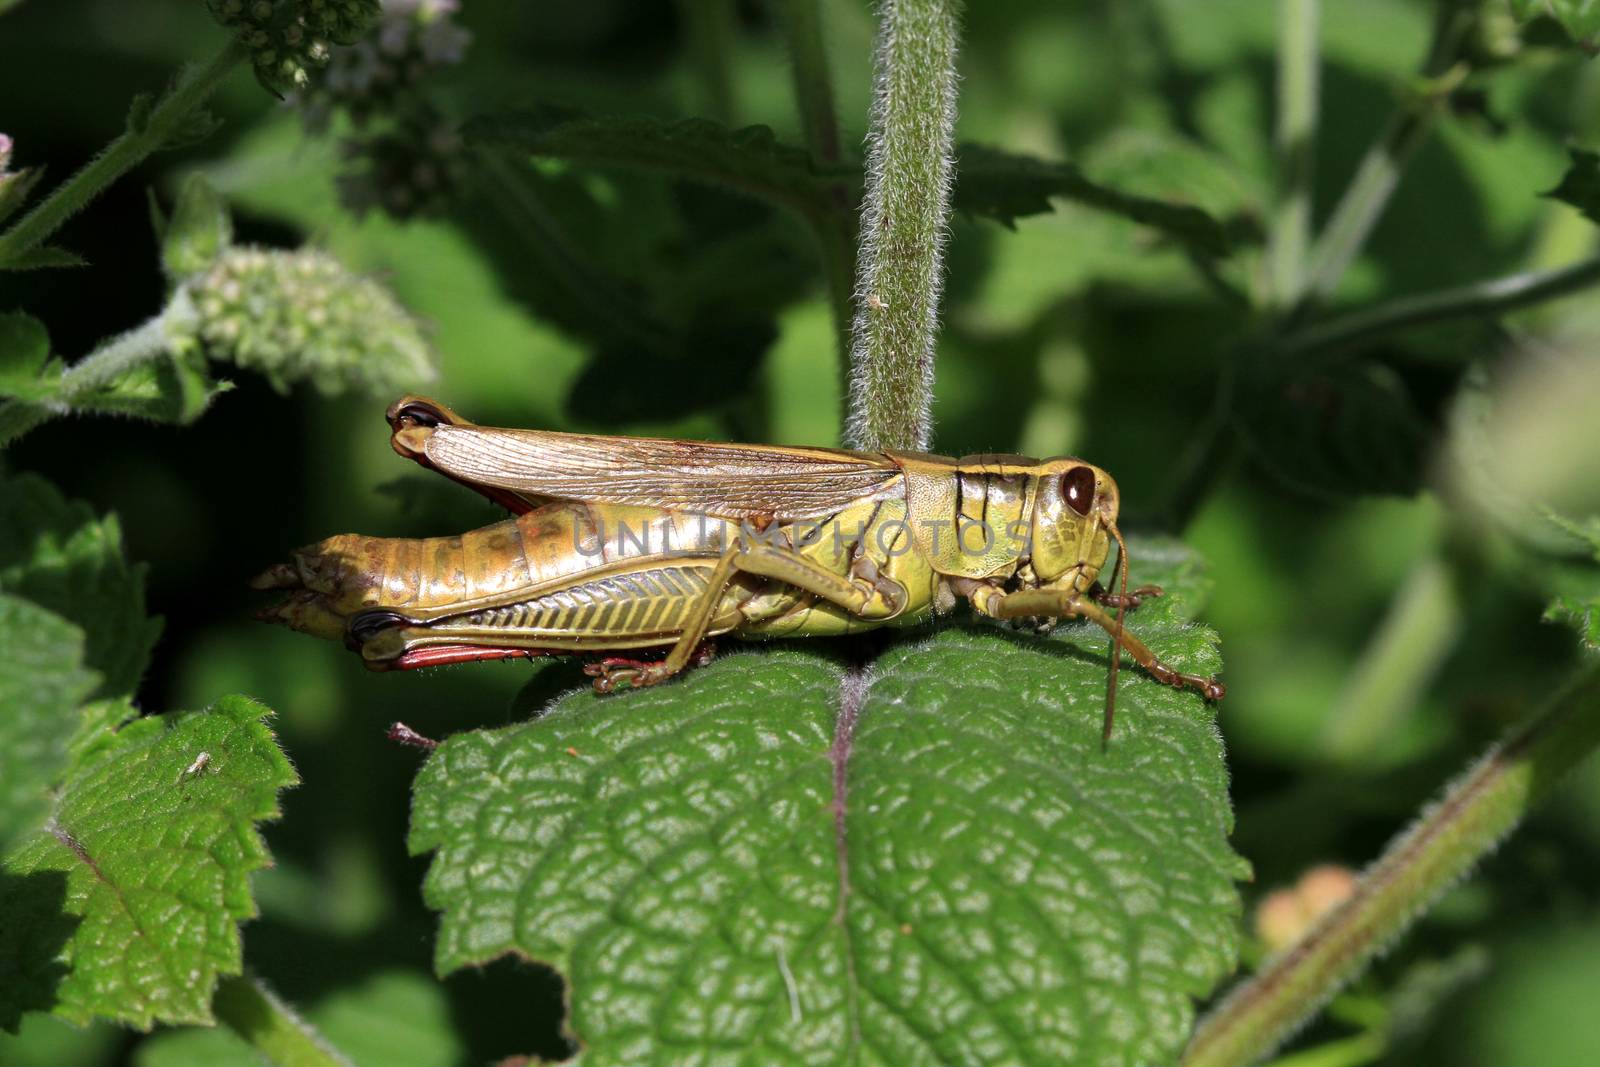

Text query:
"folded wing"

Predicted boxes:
[[389, 397, 903, 520]]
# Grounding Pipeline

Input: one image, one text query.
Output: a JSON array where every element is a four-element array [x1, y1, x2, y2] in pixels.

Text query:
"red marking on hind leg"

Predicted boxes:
[[390, 646, 560, 669], [581, 641, 718, 678]]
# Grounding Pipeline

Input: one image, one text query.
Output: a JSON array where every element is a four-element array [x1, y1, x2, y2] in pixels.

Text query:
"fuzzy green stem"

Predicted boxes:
[[214, 975, 351, 1067], [1183, 662, 1600, 1067], [1281, 254, 1600, 360], [0, 310, 177, 447], [1293, 2, 1473, 312], [845, 0, 963, 452], [1269, 0, 1320, 307], [0, 40, 245, 268]]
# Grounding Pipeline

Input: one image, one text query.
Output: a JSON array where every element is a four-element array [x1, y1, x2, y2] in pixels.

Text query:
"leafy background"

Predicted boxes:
[[2, 0, 1600, 1064]]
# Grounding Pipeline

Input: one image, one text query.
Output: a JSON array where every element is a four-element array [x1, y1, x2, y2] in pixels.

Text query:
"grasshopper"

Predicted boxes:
[[255, 397, 1223, 739]]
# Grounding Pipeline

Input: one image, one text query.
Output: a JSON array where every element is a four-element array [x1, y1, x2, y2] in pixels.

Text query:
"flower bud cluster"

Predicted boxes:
[[175, 245, 436, 395], [204, 0, 381, 95], [294, 0, 470, 218]]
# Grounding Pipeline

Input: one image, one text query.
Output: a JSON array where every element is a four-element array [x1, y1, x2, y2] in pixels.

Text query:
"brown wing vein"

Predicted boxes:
[[422, 426, 903, 520]]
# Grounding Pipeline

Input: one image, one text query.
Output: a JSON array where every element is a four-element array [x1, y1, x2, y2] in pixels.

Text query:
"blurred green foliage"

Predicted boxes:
[[2, 0, 1600, 1063]]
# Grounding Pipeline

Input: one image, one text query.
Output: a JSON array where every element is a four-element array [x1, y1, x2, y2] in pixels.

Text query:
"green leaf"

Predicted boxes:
[[132, 970, 465, 1067], [0, 247, 86, 271], [68, 347, 231, 427], [0, 312, 54, 398], [0, 474, 162, 699], [464, 109, 833, 215], [1237, 359, 1430, 500], [1539, 513, 1600, 653], [1510, 0, 1600, 48], [0, 163, 43, 226], [125, 92, 155, 137], [0, 596, 98, 854], [161, 174, 232, 280], [410, 540, 1243, 1064], [953, 142, 1251, 258], [0, 695, 298, 1031], [1546, 146, 1600, 226], [1545, 585, 1600, 651]]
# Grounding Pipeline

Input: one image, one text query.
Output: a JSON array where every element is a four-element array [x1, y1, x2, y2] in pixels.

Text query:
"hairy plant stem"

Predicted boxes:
[[0, 40, 246, 268], [1183, 662, 1600, 1067], [1281, 254, 1600, 361], [1292, 2, 1474, 313], [1269, 0, 1319, 307], [0, 309, 179, 447], [844, 0, 963, 452], [214, 975, 351, 1067]]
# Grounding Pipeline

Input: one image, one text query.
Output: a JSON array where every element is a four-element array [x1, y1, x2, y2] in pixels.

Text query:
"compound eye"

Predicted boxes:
[[1061, 466, 1095, 517], [348, 610, 409, 645], [388, 399, 447, 430], [396, 403, 448, 428]]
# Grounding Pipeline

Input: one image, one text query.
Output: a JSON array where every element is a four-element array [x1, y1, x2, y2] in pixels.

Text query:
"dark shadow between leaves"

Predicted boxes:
[[0, 868, 77, 1032]]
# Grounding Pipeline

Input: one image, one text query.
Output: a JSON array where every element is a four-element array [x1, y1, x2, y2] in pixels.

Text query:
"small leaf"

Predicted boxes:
[[67, 351, 231, 426], [1545, 145, 1600, 225], [1538, 512, 1600, 653], [146, 187, 168, 244], [0, 695, 298, 1031], [161, 174, 233, 280], [125, 92, 154, 137], [160, 107, 223, 153], [0, 163, 43, 227], [0, 596, 98, 854], [0, 312, 52, 396], [954, 141, 1251, 257], [1510, 0, 1600, 49], [1237, 359, 1430, 499], [0, 247, 87, 271], [0, 474, 162, 700], [131, 969, 466, 1067], [410, 540, 1243, 1065], [464, 109, 832, 214], [1545, 585, 1600, 651]]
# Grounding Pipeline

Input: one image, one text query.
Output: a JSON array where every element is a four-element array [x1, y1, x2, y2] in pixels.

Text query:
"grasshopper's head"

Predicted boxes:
[[1028, 460, 1120, 592]]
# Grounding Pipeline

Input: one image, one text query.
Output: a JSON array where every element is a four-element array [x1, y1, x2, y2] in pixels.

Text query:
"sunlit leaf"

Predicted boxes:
[[0, 696, 298, 1031], [411, 541, 1243, 1065]]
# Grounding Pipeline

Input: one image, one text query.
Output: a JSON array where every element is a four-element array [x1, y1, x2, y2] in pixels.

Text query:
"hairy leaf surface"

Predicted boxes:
[[410, 540, 1243, 1065], [0, 696, 298, 1031], [0, 474, 161, 699], [0, 596, 97, 852]]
